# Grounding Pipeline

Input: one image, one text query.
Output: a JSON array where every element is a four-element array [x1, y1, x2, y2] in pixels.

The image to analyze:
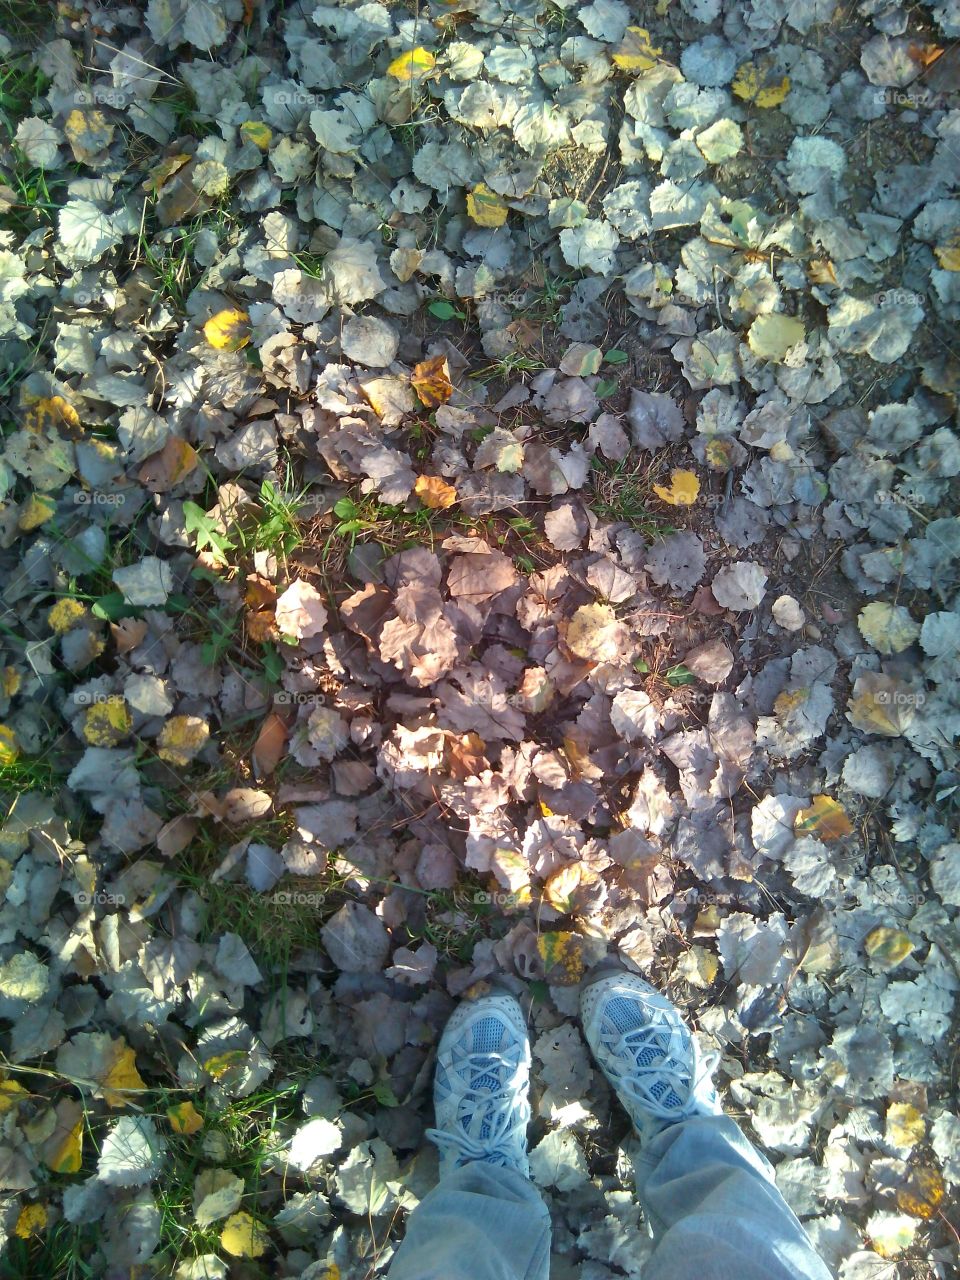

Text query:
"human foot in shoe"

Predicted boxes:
[[426, 992, 532, 1176], [580, 970, 721, 1142]]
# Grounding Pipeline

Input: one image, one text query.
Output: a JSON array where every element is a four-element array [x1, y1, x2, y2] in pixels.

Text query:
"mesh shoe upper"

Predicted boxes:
[[581, 971, 721, 1141], [427, 993, 531, 1176]]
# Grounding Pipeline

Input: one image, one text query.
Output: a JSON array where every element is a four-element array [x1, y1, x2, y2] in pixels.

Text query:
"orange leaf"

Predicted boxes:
[[411, 355, 453, 408], [138, 436, 199, 493], [414, 474, 457, 509], [252, 712, 288, 778], [246, 610, 278, 643]]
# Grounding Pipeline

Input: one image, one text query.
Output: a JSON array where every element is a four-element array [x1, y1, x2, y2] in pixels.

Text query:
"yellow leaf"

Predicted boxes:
[[167, 1100, 204, 1134], [793, 795, 853, 841], [63, 108, 114, 162], [543, 864, 583, 912], [886, 1102, 925, 1150], [466, 184, 508, 227], [81, 697, 132, 747], [809, 259, 838, 286], [612, 27, 662, 71], [46, 1113, 84, 1173], [732, 61, 790, 107], [1, 667, 21, 698], [897, 1165, 945, 1219], [747, 313, 805, 362], [414, 474, 458, 509], [48, 598, 88, 634], [203, 308, 251, 352], [652, 468, 700, 505], [564, 602, 626, 664], [157, 715, 210, 766], [935, 231, 960, 270], [870, 1213, 917, 1257], [858, 602, 920, 654], [14, 1204, 47, 1238], [220, 1210, 269, 1258], [102, 1042, 147, 1107], [18, 493, 57, 531], [0, 725, 18, 766], [386, 47, 437, 81], [22, 394, 81, 433], [203, 1049, 248, 1081], [865, 926, 915, 970], [0, 1079, 28, 1113], [141, 152, 191, 196], [411, 355, 453, 407], [537, 932, 587, 985], [239, 120, 272, 150]]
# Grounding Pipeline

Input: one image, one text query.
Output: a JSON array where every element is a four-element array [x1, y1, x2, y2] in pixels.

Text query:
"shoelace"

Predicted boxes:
[[428, 1049, 527, 1169], [601, 1022, 718, 1120]]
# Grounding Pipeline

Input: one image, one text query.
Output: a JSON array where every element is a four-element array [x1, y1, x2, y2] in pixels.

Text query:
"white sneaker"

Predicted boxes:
[[426, 992, 531, 1176], [580, 970, 721, 1142]]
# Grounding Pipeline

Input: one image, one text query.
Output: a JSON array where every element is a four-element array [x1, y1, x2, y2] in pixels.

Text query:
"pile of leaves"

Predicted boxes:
[[0, 0, 958, 1275]]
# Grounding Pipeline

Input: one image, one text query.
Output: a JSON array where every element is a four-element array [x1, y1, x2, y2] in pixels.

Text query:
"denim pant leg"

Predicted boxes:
[[388, 1163, 552, 1280], [637, 1114, 833, 1280]]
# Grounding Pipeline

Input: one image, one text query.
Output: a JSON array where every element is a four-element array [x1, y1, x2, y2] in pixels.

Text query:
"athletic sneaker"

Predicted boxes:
[[426, 991, 532, 1176], [580, 969, 721, 1142]]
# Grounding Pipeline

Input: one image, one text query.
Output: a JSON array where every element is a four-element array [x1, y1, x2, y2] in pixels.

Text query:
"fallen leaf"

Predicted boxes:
[[138, 436, 199, 492], [732, 60, 790, 107], [252, 712, 288, 778], [204, 309, 251, 352], [414, 474, 457, 509], [168, 1101, 204, 1134], [466, 184, 508, 227], [220, 1210, 268, 1258], [612, 27, 662, 71], [652, 468, 700, 505], [747, 314, 805, 362], [411, 355, 453, 407], [858, 602, 920, 654], [794, 795, 853, 841], [387, 47, 436, 81], [865, 926, 915, 969]]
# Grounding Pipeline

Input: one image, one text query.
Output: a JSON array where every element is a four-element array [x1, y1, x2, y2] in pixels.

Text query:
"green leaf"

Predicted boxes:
[[665, 663, 696, 686], [596, 378, 619, 397], [333, 497, 357, 519], [428, 299, 464, 320], [91, 592, 135, 621], [372, 1081, 400, 1107], [261, 646, 283, 682], [164, 593, 192, 614], [604, 348, 629, 364], [633, 658, 650, 673]]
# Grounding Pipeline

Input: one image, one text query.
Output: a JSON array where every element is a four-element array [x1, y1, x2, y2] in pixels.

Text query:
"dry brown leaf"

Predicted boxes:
[[252, 712, 288, 778]]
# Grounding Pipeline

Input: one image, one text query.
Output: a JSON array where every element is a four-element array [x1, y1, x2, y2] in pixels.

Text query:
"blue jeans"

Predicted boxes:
[[388, 1115, 833, 1280]]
